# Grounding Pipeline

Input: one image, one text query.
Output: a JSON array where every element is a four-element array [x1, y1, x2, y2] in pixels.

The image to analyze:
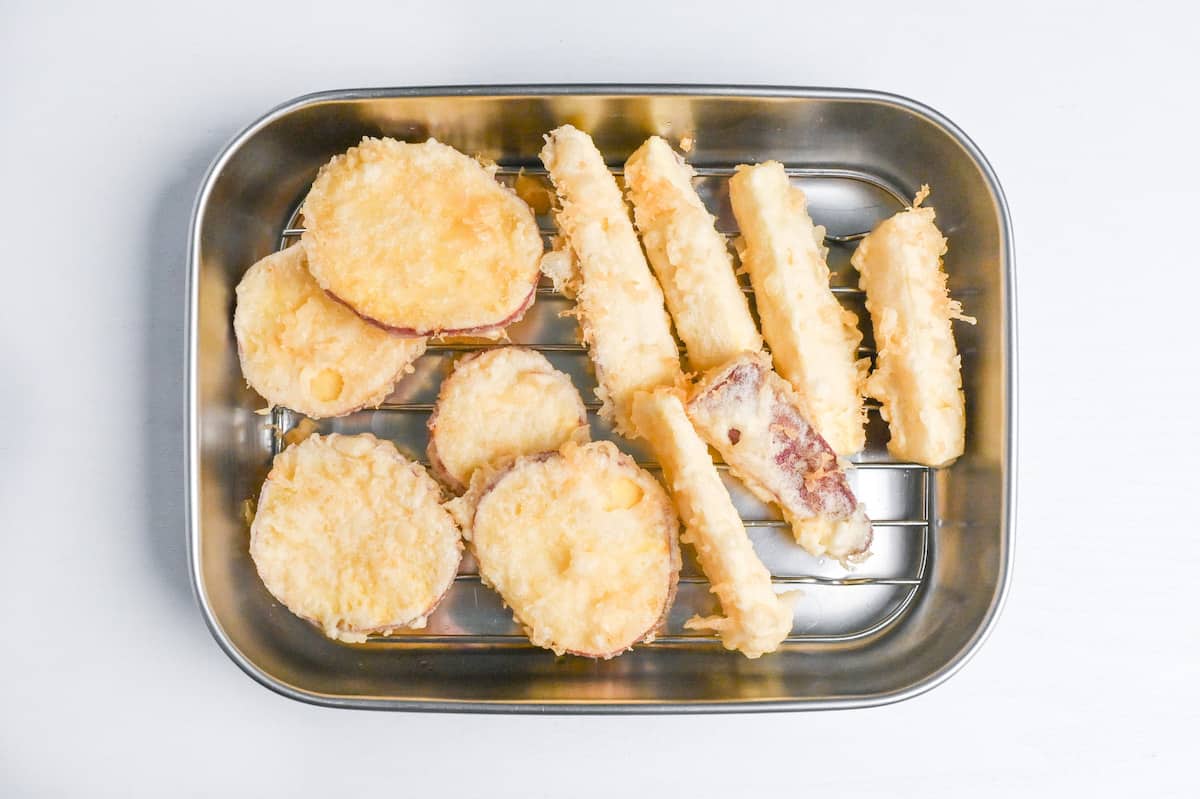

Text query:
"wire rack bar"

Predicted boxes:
[[418, 341, 876, 355], [377, 398, 883, 413], [450, 573, 921, 587]]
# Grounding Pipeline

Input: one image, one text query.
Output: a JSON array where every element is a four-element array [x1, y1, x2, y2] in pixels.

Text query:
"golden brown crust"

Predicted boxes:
[[451, 441, 680, 658], [424, 427, 458, 494], [250, 433, 463, 642], [301, 137, 543, 336], [233, 243, 427, 418]]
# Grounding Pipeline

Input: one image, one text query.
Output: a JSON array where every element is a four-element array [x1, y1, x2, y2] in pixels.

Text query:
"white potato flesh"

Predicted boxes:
[[632, 388, 793, 658], [302, 137, 543, 335], [250, 433, 462, 643], [234, 243, 426, 418], [729, 162, 867, 455]]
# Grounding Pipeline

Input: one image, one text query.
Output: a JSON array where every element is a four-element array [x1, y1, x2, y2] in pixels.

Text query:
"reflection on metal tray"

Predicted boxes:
[[187, 86, 1016, 712]]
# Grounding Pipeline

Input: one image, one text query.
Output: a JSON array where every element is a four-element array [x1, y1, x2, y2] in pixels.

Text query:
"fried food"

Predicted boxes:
[[631, 388, 793, 658], [427, 346, 590, 492], [686, 353, 872, 564], [728, 161, 867, 455], [539, 125, 682, 437], [624, 137, 762, 372], [851, 187, 975, 467], [450, 441, 680, 658], [233, 243, 427, 418], [301, 137, 543, 336], [250, 433, 462, 643]]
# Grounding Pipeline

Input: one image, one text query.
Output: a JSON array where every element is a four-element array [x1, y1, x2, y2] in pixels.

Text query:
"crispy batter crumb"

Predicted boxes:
[[282, 417, 319, 448]]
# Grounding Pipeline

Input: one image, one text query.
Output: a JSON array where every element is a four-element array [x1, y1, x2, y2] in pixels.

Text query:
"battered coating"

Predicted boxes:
[[539, 125, 682, 437], [632, 388, 793, 658], [234, 243, 426, 418], [729, 161, 867, 455], [427, 346, 590, 492], [250, 434, 462, 643], [624, 136, 762, 372], [686, 353, 872, 564], [851, 187, 975, 467], [301, 137, 543, 336], [450, 441, 680, 658]]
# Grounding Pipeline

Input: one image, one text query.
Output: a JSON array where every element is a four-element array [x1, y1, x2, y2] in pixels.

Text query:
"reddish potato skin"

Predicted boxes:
[[326, 280, 538, 338], [424, 434, 464, 494], [464, 449, 681, 659]]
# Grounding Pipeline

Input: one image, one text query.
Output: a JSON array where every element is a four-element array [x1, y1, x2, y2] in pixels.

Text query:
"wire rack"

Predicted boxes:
[[268, 164, 931, 647]]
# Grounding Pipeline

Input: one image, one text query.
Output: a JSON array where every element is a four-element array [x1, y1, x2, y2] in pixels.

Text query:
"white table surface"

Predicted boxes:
[[2, 1, 1196, 795]]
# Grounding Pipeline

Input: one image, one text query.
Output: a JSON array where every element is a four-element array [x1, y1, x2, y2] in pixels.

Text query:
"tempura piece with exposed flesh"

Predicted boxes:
[[686, 353, 872, 564]]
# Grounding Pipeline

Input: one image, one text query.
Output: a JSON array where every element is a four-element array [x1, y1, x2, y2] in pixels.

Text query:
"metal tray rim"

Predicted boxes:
[[185, 83, 1016, 713]]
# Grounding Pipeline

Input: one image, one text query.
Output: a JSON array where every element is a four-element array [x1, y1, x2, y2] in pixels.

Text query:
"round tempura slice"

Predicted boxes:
[[250, 433, 462, 643], [234, 243, 427, 418], [427, 346, 590, 492], [452, 441, 680, 658], [301, 137, 544, 336]]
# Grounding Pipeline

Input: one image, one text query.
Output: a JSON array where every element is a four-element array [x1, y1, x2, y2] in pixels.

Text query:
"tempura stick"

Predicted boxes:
[[686, 353, 872, 564], [539, 125, 682, 437], [728, 162, 867, 456], [632, 388, 793, 658], [624, 136, 762, 372], [850, 187, 975, 467]]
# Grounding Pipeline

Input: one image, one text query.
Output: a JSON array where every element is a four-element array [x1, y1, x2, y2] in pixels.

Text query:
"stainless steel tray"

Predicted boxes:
[[186, 85, 1016, 712]]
